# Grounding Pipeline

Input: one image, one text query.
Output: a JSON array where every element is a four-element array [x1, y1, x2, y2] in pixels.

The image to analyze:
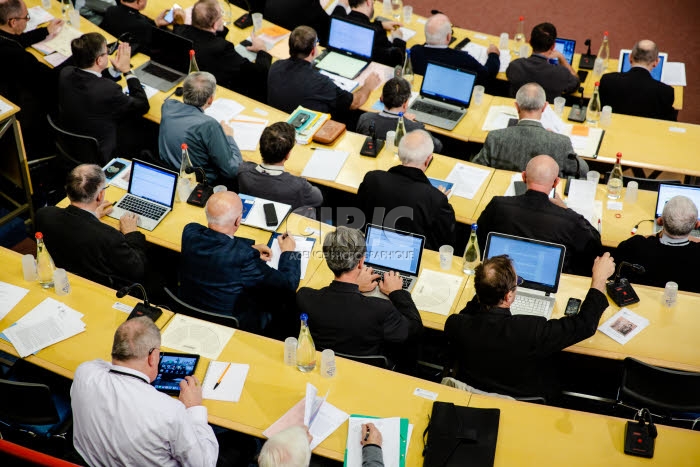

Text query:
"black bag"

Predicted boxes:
[[422, 401, 500, 467]]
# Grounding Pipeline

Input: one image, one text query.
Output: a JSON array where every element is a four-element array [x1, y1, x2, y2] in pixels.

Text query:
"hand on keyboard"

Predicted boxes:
[[357, 266, 381, 293], [96, 199, 114, 219], [379, 271, 403, 295], [119, 212, 139, 234]]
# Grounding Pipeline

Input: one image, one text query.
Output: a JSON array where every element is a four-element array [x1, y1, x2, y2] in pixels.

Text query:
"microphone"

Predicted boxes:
[[359, 121, 385, 157], [116, 283, 163, 322], [233, 0, 253, 29], [563, 153, 582, 196], [579, 38, 596, 70], [606, 262, 645, 306], [184, 166, 214, 207], [612, 261, 646, 283], [185, 165, 207, 184]]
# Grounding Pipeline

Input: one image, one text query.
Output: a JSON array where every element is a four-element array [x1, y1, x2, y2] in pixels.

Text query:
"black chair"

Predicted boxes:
[[334, 352, 394, 371], [163, 286, 239, 329], [46, 114, 102, 167], [604, 172, 681, 191]]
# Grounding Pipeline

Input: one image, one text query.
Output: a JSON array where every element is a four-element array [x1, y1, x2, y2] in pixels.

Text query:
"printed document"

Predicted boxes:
[[301, 149, 349, 181], [161, 314, 235, 360], [0, 281, 29, 321], [445, 163, 491, 199], [411, 270, 463, 316]]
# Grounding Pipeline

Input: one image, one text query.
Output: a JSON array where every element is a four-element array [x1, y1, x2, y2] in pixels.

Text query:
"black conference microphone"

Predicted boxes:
[[606, 262, 645, 307], [360, 121, 385, 157], [579, 38, 596, 70], [233, 0, 253, 29], [184, 166, 214, 207], [116, 283, 163, 322], [563, 153, 582, 196]]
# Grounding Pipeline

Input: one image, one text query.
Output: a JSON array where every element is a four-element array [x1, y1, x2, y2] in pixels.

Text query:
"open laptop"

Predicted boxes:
[[618, 49, 667, 82], [653, 183, 700, 236], [133, 27, 193, 91], [108, 159, 178, 231], [314, 16, 375, 79], [364, 224, 425, 293], [484, 233, 566, 320], [408, 61, 477, 130]]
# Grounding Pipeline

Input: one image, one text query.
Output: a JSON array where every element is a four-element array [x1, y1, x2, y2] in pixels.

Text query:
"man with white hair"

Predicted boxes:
[[476, 155, 601, 275], [615, 195, 700, 291], [357, 129, 456, 250], [179, 191, 299, 332], [409, 13, 499, 85], [473, 82, 587, 178], [599, 39, 676, 121]]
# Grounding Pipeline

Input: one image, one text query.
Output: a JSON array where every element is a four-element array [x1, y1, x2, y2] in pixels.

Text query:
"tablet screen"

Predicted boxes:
[[152, 352, 200, 394]]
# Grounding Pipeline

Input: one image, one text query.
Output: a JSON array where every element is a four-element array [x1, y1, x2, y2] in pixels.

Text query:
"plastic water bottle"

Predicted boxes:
[[296, 314, 316, 372], [35, 232, 56, 289], [463, 224, 480, 275]]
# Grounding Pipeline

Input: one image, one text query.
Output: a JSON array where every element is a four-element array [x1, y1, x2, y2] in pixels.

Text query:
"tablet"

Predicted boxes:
[[152, 352, 200, 395], [618, 49, 667, 82]]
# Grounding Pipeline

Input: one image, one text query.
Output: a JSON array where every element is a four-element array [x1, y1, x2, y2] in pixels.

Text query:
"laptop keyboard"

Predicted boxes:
[[510, 294, 551, 318], [142, 63, 181, 82], [118, 195, 167, 221], [373, 270, 412, 290], [411, 101, 463, 121]]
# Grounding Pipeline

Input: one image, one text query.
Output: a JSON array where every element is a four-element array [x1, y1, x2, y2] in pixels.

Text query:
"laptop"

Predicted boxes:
[[484, 233, 566, 320], [653, 183, 700, 236], [133, 27, 193, 91], [364, 224, 426, 293], [618, 49, 667, 82], [108, 159, 178, 231], [314, 16, 375, 79], [408, 61, 477, 130]]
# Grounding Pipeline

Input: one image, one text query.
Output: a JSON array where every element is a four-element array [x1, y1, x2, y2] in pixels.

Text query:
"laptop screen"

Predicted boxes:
[[328, 17, 375, 60], [149, 27, 193, 73], [619, 49, 666, 81], [484, 233, 565, 293], [128, 160, 178, 208], [421, 62, 477, 107], [364, 225, 425, 275], [655, 184, 700, 220], [554, 38, 576, 65]]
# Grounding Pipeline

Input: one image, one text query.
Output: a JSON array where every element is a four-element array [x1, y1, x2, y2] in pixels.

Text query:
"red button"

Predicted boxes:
[[637, 438, 643, 443]]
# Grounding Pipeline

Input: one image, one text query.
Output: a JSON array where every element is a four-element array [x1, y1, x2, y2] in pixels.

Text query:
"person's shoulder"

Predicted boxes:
[[237, 161, 257, 174], [75, 359, 109, 379], [183, 222, 207, 238], [618, 234, 656, 249]]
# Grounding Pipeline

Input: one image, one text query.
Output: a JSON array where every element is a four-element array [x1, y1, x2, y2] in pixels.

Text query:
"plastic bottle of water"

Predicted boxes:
[[296, 314, 316, 372]]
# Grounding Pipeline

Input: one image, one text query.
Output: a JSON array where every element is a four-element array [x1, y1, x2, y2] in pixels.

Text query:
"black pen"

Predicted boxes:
[[363, 427, 370, 442]]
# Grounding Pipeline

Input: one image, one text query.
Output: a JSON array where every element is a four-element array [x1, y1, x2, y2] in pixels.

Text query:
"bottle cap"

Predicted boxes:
[[189, 49, 195, 57], [604, 31, 608, 36], [35, 232, 43, 239], [300, 313, 308, 322], [181, 143, 188, 150], [595, 81, 600, 86], [471, 223, 478, 230], [398, 112, 404, 117], [617, 152, 622, 158], [519, 16, 524, 21], [406, 49, 410, 56]]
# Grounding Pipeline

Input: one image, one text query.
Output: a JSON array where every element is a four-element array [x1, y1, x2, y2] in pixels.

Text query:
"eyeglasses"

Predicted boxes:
[[148, 347, 158, 355], [511, 275, 524, 291], [10, 14, 30, 22]]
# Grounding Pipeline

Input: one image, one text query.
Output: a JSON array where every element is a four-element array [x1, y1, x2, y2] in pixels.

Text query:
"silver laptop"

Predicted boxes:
[[314, 16, 375, 79], [133, 27, 192, 91], [108, 159, 178, 231], [653, 183, 700, 236], [484, 233, 566, 320], [408, 61, 477, 130], [364, 224, 426, 294]]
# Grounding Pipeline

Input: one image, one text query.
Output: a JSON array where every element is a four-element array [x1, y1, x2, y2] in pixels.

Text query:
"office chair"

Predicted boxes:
[[0, 439, 81, 466], [334, 352, 394, 371], [603, 172, 681, 191], [163, 286, 240, 329], [46, 115, 102, 167]]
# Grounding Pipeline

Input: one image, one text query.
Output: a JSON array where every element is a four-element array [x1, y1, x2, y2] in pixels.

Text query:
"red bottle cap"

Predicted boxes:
[[189, 49, 195, 57], [617, 152, 622, 159], [519, 16, 524, 21], [595, 81, 600, 86], [35, 232, 43, 239], [604, 31, 608, 36], [181, 143, 188, 150]]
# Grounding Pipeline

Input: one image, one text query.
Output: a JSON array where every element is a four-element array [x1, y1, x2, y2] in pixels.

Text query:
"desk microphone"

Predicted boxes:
[[233, 0, 253, 28], [563, 153, 582, 196], [360, 121, 385, 157], [185, 166, 214, 207], [606, 262, 645, 306], [579, 38, 596, 70], [116, 283, 163, 322]]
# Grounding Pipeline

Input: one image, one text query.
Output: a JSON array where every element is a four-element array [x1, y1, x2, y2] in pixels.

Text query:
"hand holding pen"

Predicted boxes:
[[360, 423, 382, 447]]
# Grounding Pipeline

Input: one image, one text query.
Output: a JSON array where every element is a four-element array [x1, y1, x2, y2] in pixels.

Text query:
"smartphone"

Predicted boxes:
[[263, 203, 278, 227], [290, 113, 310, 129], [164, 8, 175, 23], [239, 39, 252, 47], [104, 161, 126, 180], [564, 297, 582, 316]]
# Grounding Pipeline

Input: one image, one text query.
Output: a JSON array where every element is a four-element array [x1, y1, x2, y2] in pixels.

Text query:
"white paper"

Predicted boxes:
[[398, 27, 416, 41], [445, 163, 490, 199], [25, 6, 54, 32], [160, 314, 235, 360], [229, 116, 268, 151], [662, 62, 686, 86], [32, 25, 82, 56], [607, 201, 623, 211], [319, 70, 359, 92], [498, 49, 511, 73], [474, 33, 487, 40], [267, 235, 315, 280], [463, 42, 488, 65], [0, 99, 12, 116], [301, 149, 349, 181], [44, 52, 69, 67], [540, 105, 568, 134], [307, 400, 348, 450], [346, 417, 402, 467], [598, 308, 649, 345], [0, 282, 30, 321], [239, 194, 291, 231], [411, 270, 464, 316], [304, 382, 318, 426], [413, 388, 438, 401], [669, 126, 686, 134], [122, 83, 159, 99], [202, 361, 249, 402], [112, 302, 133, 313], [481, 105, 518, 131], [204, 98, 245, 123], [234, 44, 258, 63]]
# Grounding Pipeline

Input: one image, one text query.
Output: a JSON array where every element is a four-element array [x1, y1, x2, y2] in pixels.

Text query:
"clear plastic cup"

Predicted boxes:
[[472, 85, 485, 106], [213, 185, 227, 193], [664, 282, 678, 307], [68, 8, 80, 27], [553, 97, 566, 117], [385, 130, 396, 154], [22, 254, 37, 281], [321, 349, 336, 377], [41, 0, 51, 9], [439, 245, 454, 270], [625, 181, 638, 203], [587, 171, 600, 184], [499, 33, 509, 50], [402, 5, 412, 23], [53, 268, 71, 295], [252, 12, 263, 32], [284, 337, 297, 366], [519, 44, 529, 58], [600, 105, 613, 127]]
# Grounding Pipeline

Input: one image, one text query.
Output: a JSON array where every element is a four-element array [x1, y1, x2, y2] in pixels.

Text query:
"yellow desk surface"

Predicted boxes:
[[468, 393, 700, 466], [0, 247, 174, 379], [0, 95, 20, 120]]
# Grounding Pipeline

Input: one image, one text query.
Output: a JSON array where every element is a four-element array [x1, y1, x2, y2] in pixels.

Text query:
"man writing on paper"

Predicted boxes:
[[445, 253, 614, 400], [71, 316, 219, 466], [476, 155, 601, 275], [473, 83, 587, 178], [159, 71, 242, 187], [180, 191, 300, 334]]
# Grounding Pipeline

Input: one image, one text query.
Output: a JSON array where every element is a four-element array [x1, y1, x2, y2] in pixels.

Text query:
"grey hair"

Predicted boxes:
[[323, 226, 366, 276], [398, 129, 434, 165], [516, 83, 546, 111], [65, 164, 106, 203], [662, 195, 698, 237], [111, 316, 161, 362], [631, 40, 658, 66], [424, 15, 451, 45], [183, 72, 217, 107], [258, 426, 311, 467]]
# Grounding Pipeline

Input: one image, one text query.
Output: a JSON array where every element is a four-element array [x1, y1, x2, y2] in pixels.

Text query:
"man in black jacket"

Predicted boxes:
[[346, 0, 405, 67], [445, 252, 614, 399], [100, 0, 179, 55]]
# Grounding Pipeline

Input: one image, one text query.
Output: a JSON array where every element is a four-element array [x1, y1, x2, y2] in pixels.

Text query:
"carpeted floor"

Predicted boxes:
[[407, 0, 700, 124]]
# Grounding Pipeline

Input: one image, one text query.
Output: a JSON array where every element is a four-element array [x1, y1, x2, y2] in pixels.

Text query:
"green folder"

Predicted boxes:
[[343, 414, 409, 467]]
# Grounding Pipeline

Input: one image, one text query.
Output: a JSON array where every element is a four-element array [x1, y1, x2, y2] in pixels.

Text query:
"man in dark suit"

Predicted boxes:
[[476, 155, 602, 275], [346, 0, 405, 67], [180, 191, 300, 333], [100, 0, 180, 55], [264, 0, 332, 45], [58, 33, 149, 163], [296, 227, 422, 365], [357, 129, 456, 250], [506, 22, 579, 103], [599, 40, 677, 121], [410, 13, 499, 86], [473, 82, 587, 178], [445, 252, 613, 399], [35, 164, 147, 288], [174, 0, 271, 102]]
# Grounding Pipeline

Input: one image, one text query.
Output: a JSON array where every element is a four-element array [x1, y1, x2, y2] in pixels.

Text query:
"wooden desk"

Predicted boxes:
[[0, 247, 174, 379], [468, 393, 700, 466]]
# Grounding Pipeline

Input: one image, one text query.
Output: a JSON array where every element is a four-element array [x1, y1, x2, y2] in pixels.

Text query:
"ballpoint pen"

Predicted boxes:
[[363, 426, 371, 442], [213, 362, 231, 390]]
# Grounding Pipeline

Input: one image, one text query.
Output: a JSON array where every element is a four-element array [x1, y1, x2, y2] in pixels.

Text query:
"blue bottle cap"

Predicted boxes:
[[406, 49, 411, 56], [398, 112, 404, 117], [300, 313, 308, 321], [471, 223, 478, 230]]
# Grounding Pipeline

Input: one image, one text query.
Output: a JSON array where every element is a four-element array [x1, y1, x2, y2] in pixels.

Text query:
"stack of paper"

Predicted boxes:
[[204, 98, 245, 122], [566, 179, 597, 224], [256, 25, 290, 50], [345, 416, 413, 467], [301, 149, 350, 181], [445, 163, 491, 199], [32, 25, 82, 56], [230, 115, 268, 151], [0, 282, 29, 321], [320, 70, 359, 92], [2, 298, 86, 358], [267, 233, 316, 279], [202, 361, 249, 402], [25, 6, 54, 32], [122, 83, 159, 100]]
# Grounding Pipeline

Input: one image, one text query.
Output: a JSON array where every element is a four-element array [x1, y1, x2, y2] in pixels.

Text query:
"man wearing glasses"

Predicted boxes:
[[445, 252, 614, 401]]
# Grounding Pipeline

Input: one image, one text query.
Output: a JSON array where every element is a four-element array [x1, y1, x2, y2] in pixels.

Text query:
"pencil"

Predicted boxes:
[[213, 362, 231, 390]]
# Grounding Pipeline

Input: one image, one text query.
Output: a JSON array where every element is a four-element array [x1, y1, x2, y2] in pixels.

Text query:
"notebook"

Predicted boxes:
[[653, 183, 700, 236], [315, 16, 375, 79], [484, 232, 566, 319], [364, 224, 425, 293], [108, 159, 178, 231], [618, 49, 667, 82], [408, 61, 477, 130], [133, 27, 193, 91]]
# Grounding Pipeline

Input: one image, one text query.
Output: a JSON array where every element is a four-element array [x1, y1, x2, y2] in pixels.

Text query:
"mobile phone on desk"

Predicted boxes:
[[263, 203, 278, 227], [240, 39, 252, 47], [104, 161, 126, 179], [564, 297, 582, 316]]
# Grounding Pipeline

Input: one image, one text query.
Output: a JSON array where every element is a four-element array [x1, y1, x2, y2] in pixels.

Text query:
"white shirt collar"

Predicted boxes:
[[660, 233, 690, 246], [81, 68, 102, 77], [425, 44, 449, 49]]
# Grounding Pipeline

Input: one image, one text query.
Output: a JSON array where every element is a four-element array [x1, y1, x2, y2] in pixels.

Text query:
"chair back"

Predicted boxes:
[[46, 114, 102, 167], [0, 379, 59, 426], [163, 286, 239, 329], [334, 352, 392, 370]]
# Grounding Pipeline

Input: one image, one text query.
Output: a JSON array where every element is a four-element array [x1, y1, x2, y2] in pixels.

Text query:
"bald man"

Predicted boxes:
[[599, 40, 676, 121], [179, 191, 300, 332], [410, 13, 499, 85], [476, 155, 602, 275]]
